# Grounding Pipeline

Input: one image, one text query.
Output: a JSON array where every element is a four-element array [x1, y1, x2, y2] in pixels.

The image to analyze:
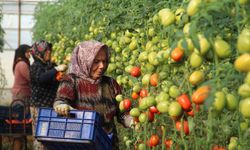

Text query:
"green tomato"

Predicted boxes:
[[130, 108, 140, 117], [168, 101, 182, 117], [213, 91, 226, 112], [138, 113, 148, 123], [190, 52, 203, 68], [187, 0, 201, 16], [238, 83, 250, 97], [139, 98, 148, 110], [239, 98, 250, 118], [226, 94, 238, 111], [142, 74, 151, 86], [138, 143, 146, 150], [214, 39, 231, 59], [169, 85, 181, 98], [158, 8, 175, 26], [116, 94, 123, 102], [156, 101, 170, 113], [155, 91, 170, 103], [237, 33, 250, 53], [145, 96, 156, 107]]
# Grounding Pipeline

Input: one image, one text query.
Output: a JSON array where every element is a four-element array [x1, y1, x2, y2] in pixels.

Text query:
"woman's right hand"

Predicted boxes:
[[54, 104, 74, 116]]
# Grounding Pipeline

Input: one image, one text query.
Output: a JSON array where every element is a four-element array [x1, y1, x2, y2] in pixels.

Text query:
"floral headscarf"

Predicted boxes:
[[31, 40, 52, 63], [68, 40, 110, 84]]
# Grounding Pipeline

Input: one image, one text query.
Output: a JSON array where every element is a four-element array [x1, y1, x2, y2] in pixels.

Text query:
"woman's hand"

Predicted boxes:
[[54, 104, 74, 116]]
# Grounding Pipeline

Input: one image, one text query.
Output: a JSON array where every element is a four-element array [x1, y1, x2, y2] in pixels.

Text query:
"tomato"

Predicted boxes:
[[138, 51, 148, 62], [125, 140, 132, 147], [164, 139, 173, 149], [234, 53, 250, 72], [130, 108, 140, 117], [240, 121, 248, 132], [239, 98, 250, 118], [192, 86, 211, 104], [237, 33, 250, 53], [213, 91, 226, 112], [139, 89, 148, 98], [147, 111, 155, 122], [168, 101, 182, 117], [157, 101, 170, 113], [214, 39, 231, 59], [150, 73, 158, 87], [187, 0, 201, 16], [155, 91, 170, 103], [132, 91, 139, 100], [238, 83, 250, 97], [175, 120, 190, 135], [226, 93, 238, 111], [149, 106, 159, 114], [244, 72, 250, 85], [123, 98, 132, 110], [158, 8, 175, 26], [171, 47, 184, 62], [149, 134, 160, 147], [145, 96, 156, 107], [190, 52, 203, 68], [198, 34, 210, 55], [169, 85, 181, 98], [119, 101, 125, 112], [147, 27, 155, 37], [129, 39, 137, 50], [131, 66, 141, 77], [148, 52, 159, 65], [189, 70, 205, 86], [142, 74, 151, 86], [133, 84, 141, 93], [115, 94, 123, 102], [137, 143, 146, 150], [138, 113, 148, 123], [212, 145, 226, 150], [139, 98, 148, 110], [177, 94, 192, 111]]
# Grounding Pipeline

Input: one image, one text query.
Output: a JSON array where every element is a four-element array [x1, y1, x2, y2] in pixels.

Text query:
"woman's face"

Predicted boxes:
[[90, 48, 107, 80], [44, 50, 51, 62], [25, 49, 31, 59]]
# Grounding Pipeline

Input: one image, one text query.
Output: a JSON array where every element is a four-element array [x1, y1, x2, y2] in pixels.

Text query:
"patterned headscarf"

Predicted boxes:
[[68, 40, 110, 84], [31, 40, 52, 62]]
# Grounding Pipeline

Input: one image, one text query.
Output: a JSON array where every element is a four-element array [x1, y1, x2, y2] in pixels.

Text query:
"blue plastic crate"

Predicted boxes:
[[35, 108, 112, 150]]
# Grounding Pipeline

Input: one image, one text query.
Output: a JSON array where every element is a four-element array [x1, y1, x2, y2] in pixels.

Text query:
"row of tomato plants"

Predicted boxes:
[[33, 0, 250, 149]]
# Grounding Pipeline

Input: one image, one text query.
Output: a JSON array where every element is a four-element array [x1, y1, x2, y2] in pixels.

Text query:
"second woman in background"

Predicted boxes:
[[29, 40, 67, 150]]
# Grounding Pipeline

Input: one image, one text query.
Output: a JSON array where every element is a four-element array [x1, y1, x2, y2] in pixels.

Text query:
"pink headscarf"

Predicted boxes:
[[68, 40, 110, 84]]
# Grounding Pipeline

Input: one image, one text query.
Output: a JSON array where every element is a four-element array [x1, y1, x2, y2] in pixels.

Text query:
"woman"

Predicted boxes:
[[30, 40, 67, 150], [54, 40, 132, 150], [11, 44, 31, 150]]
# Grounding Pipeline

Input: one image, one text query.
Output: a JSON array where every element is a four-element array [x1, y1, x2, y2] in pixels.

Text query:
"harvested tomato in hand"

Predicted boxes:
[[56, 71, 64, 81], [171, 47, 184, 62]]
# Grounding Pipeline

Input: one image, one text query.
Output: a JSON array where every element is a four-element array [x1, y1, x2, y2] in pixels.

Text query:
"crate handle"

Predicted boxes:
[[57, 113, 76, 118]]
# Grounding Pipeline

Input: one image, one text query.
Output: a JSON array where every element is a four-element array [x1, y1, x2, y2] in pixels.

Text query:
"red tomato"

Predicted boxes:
[[164, 139, 173, 149], [149, 106, 159, 114], [123, 98, 132, 110], [132, 91, 139, 100], [139, 89, 148, 98], [175, 120, 189, 135], [147, 111, 155, 122], [150, 73, 158, 86], [149, 134, 160, 147], [131, 66, 141, 77], [171, 47, 184, 62], [192, 86, 211, 104], [177, 94, 191, 111]]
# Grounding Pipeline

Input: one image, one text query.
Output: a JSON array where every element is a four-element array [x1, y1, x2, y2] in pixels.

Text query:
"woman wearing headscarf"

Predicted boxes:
[[30, 40, 67, 150], [53, 40, 132, 150], [11, 44, 31, 150]]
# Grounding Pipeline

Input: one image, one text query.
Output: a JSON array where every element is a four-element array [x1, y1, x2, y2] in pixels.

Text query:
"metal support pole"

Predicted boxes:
[[18, 0, 21, 46]]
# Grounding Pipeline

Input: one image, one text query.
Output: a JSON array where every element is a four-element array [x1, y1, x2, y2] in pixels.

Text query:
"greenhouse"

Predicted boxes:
[[0, 0, 250, 150]]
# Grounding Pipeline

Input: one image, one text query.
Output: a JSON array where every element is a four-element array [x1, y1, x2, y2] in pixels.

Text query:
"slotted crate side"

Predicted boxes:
[[35, 108, 112, 150]]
